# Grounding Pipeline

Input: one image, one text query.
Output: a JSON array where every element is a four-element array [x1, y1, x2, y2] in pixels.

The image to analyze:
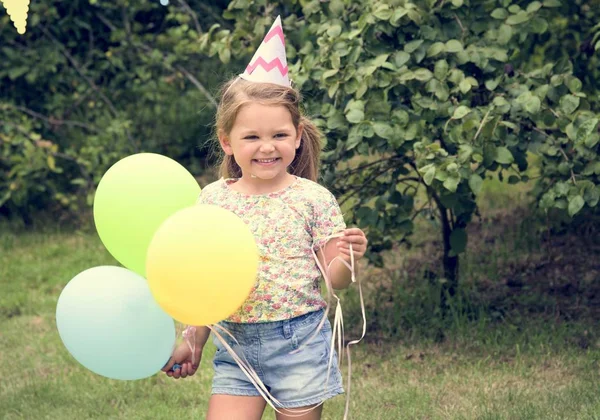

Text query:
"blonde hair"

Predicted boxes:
[[215, 78, 323, 182]]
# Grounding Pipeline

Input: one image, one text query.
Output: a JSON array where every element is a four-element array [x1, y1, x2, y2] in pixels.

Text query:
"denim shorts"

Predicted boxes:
[[211, 309, 344, 408]]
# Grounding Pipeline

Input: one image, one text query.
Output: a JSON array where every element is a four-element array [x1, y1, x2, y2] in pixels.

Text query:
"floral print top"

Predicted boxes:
[[197, 176, 346, 323]]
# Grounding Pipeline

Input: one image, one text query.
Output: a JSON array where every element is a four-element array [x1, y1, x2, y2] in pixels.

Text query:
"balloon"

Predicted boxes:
[[146, 205, 259, 325], [56, 266, 176, 380], [93, 153, 200, 276]]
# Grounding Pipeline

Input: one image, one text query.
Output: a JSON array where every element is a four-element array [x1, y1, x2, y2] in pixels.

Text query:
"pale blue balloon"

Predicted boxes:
[[56, 266, 176, 380]]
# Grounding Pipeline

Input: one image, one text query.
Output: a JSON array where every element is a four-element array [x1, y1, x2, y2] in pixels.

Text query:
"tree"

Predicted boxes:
[[0, 0, 228, 220], [199, 0, 600, 301]]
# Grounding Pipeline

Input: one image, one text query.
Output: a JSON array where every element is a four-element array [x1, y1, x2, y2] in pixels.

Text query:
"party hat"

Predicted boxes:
[[239, 16, 290, 87], [1, 0, 30, 34]]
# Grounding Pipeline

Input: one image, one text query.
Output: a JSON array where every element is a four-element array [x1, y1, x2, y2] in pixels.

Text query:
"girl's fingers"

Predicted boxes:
[[342, 235, 365, 242], [344, 228, 363, 236], [338, 243, 366, 252], [339, 248, 364, 258], [162, 357, 174, 372]]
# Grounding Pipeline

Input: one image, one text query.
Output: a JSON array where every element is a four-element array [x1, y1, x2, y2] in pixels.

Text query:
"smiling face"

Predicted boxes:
[[219, 102, 303, 188]]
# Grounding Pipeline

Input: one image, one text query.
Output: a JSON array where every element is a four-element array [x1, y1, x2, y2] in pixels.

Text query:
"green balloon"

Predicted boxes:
[[94, 153, 201, 276]]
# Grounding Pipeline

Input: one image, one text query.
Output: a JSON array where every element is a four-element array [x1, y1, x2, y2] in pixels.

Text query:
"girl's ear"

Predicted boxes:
[[295, 123, 304, 150], [218, 130, 234, 156]]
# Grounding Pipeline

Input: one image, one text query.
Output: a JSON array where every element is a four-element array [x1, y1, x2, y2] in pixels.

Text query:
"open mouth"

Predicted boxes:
[[252, 158, 281, 166]]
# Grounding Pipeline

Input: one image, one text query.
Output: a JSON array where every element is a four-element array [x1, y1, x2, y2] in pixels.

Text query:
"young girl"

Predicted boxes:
[[161, 16, 367, 420]]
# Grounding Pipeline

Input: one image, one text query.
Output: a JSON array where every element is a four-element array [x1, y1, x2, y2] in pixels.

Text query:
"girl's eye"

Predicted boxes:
[[275, 133, 288, 138], [244, 135, 258, 140]]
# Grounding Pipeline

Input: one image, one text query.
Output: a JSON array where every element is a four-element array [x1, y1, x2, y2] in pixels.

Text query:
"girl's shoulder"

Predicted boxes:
[[200, 178, 225, 193], [197, 178, 227, 203], [298, 177, 333, 197], [292, 177, 339, 204]]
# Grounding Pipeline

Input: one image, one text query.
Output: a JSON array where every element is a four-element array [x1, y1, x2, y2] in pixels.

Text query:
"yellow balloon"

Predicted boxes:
[[146, 205, 258, 325]]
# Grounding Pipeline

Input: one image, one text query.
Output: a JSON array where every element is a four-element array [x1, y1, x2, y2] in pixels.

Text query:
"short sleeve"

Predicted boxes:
[[311, 190, 346, 250]]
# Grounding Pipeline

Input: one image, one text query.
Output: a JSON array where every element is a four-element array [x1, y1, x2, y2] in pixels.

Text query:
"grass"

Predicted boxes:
[[1, 176, 600, 419]]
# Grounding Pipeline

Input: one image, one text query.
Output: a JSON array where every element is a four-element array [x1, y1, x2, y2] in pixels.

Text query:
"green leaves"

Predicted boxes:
[[543, 0, 561, 7], [525, 96, 541, 114], [576, 118, 599, 147], [434, 60, 449, 80], [404, 40, 424, 53], [373, 122, 394, 140], [469, 174, 483, 195], [427, 42, 446, 57], [506, 11, 531, 25], [420, 164, 436, 186], [445, 40, 464, 53], [568, 195, 585, 217], [345, 100, 365, 123], [394, 51, 411, 67], [491, 8, 508, 19], [414, 68, 434, 82], [495, 147, 514, 164], [559, 95, 580, 115], [443, 176, 460, 192], [6, 0, 598, 283], [452, 106, 471, 119]]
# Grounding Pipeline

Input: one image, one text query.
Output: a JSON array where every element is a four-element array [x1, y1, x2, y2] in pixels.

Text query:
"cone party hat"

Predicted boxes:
[[1, 0, 30, 34], [239, 16, 290, 87]]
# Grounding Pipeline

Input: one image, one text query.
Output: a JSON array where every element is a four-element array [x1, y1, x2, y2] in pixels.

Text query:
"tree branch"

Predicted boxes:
[[38, 24, 139, 153], [1, 103, 98, 132], [474, 107, 492, 142], [336, 155, 400, 177], [338, 165, 405, 208], [175, 65, 218, 108], [39, 25, 118, 116], [177, 0, 202, 34], [558, 147, 577, 185], [97, 11, 218, 109], [453, 13, 466, 40], [194, 2, 232, 29]]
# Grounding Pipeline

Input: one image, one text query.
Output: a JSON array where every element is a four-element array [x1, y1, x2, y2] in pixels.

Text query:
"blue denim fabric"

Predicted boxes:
[[211, 309, 344, 408]]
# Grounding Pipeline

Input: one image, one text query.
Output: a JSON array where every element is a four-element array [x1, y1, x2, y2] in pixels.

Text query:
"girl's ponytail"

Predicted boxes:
[[289, 116, 323, 182]]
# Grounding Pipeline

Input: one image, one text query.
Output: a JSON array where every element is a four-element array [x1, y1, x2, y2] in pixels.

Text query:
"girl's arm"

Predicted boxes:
[[189, 325, 211, 348]]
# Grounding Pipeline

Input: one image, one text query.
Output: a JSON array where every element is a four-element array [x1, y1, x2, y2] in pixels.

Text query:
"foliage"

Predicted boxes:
[[199, 0, 600, 295], [2, 0, 599, 297], [0, 0, 226, 219]]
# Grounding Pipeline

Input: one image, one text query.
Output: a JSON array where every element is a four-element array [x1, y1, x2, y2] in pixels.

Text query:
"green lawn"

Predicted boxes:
[[1, 213, 600, 419]]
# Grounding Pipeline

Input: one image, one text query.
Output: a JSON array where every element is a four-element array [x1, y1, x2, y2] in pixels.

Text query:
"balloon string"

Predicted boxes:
[[309, 233, 366, 420], [188, 232, 365, 418], [208, 324, 319, 416], [182, 326, 196, 363]]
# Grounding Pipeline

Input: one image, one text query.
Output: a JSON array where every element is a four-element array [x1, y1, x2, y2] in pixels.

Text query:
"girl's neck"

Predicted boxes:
[[228, 172, 296, 195]]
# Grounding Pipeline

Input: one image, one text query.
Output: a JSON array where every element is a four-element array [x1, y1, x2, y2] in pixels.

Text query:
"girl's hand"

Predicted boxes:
[[162, 341, 202, 379], [337, 228, 368, 262]]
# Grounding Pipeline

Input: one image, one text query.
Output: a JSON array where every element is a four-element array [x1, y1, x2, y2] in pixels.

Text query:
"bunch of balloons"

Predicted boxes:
[[55, 154, 258, 380]]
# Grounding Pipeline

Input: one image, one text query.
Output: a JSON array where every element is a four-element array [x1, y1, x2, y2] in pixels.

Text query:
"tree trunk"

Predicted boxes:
[[439, 204, 459, 299], [429, 191, 459, 310]]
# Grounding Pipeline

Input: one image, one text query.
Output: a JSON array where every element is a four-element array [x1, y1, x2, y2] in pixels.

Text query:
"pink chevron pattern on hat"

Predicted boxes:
[[240, 16, 290, 87], [245, 57, 289, 77]]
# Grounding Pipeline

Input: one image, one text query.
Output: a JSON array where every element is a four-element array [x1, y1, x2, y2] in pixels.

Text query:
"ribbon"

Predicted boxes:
[[183, 233, 366, 418]]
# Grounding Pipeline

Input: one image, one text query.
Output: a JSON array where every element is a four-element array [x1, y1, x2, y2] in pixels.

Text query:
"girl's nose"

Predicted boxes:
[[259, 142, 275, 152]]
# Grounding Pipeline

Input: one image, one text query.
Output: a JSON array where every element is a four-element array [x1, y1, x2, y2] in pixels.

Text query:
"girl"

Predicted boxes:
[[162, 16, 367, 420]]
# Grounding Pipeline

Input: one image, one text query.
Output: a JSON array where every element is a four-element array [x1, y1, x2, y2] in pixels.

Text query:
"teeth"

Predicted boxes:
[[256, 158, 277, 163]]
